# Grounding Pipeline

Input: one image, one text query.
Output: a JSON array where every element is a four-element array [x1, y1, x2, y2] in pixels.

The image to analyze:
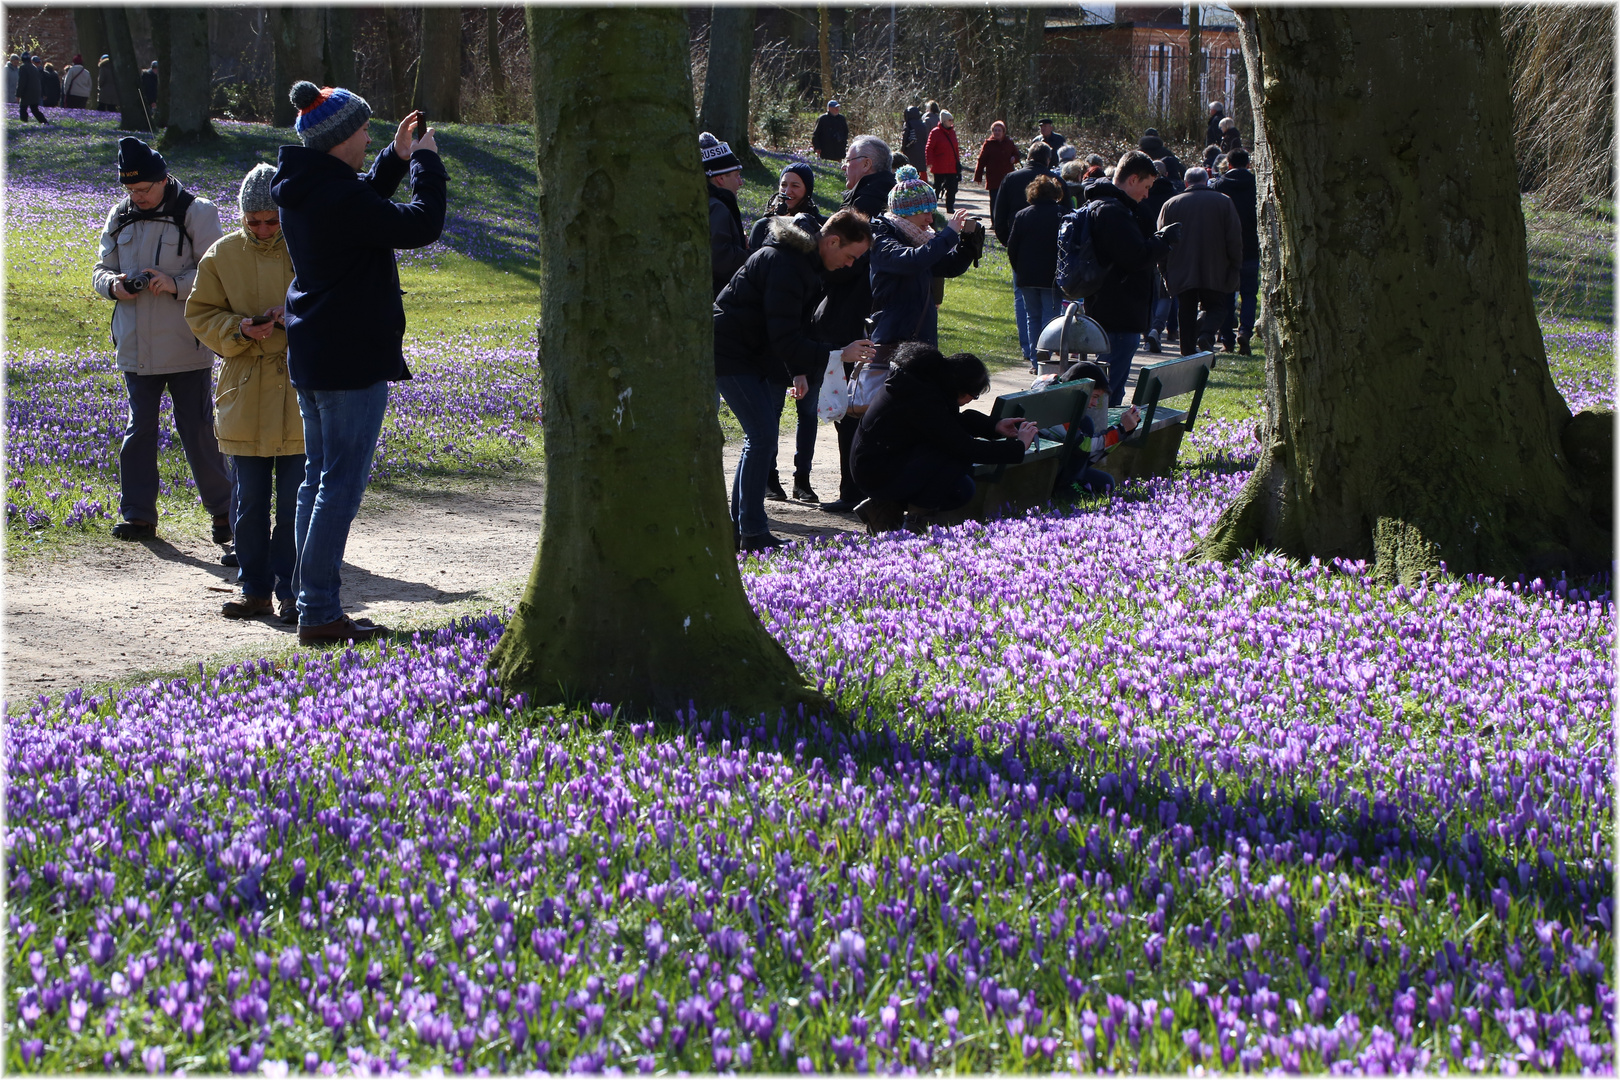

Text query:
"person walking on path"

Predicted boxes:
[[1156, 165, 1241, 355], [973, 120, 1022, 199], [900, 104, 928, 167], [16, 51, 48, 123], [93, 136, 231, 543], [38, 58, 61, 108], [62, 54, 90, 108], [1212, 148, 1260, 353], [185, 164, 304, 624], [272, 82, 446, 645], [701, 132, 749, 298], [97, 55, 117, 111], [811, 99, 849, 162], [1038, 119, 1065, 155], [923, 110, 962, 213], [1080, 151, 1178, 405], [1005, 174, 1068, 372]]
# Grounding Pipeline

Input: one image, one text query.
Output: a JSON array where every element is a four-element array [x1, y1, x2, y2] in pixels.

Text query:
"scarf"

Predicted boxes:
[[883, 212, 935, 247]]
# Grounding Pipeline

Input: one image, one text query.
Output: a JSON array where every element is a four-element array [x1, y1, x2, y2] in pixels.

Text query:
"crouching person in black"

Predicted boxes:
[[715, 209, 876, 552], [851, 344, 1037, 534]]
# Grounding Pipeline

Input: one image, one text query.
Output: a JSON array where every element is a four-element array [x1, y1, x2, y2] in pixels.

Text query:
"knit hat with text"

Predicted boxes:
[[289, 81, 371, 153], [887, 165, 936, 217], [699, 132, 741, 176]]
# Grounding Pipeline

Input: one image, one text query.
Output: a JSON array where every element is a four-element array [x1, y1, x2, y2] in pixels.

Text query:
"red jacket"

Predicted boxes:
[[924, 125, 961, 178], [974, 137, 1023, 191]]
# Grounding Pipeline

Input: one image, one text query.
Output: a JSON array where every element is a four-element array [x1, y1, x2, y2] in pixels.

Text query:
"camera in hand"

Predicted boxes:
[[123, 270, 155, 294]]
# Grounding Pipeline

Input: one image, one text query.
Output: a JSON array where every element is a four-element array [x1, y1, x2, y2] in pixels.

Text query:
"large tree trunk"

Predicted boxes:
[[326, 9, 356, 90], [697, 6, 758, 168], [817, 4, 833, 102], [1186, 4, 1201, 142], [148, 9, 170, 127], [412, 7, 463, 122], [160, 8, 216, 147], [101, 9, 151, 132], [272, 8, 324, 127], [490, 7, 828, 719], [382, 6, 415, 121], [75, 9, 108, 108], [1193, 8, 1609, 582], [485, 6, 508, 123]]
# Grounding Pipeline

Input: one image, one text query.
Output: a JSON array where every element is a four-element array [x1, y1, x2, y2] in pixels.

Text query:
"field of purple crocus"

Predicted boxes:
[[7, 434, 1612, 1072]]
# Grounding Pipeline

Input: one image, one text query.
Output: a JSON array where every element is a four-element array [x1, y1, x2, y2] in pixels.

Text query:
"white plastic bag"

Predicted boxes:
[[815, 350, 848, 422]]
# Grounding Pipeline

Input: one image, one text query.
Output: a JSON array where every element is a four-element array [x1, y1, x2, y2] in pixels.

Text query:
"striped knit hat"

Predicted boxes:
[[887, 165, 936, 218], [289, 81, 371, 153]]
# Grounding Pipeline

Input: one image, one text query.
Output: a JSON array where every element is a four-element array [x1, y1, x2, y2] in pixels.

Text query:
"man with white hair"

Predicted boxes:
[[1206, 101, 1226, 148], [1156, 165, 1241, 355]]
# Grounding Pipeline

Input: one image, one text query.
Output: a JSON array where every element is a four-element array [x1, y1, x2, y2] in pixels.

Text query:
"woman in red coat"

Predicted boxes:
[[973, 120, 1023, 198], [923, 110, 962, 213]]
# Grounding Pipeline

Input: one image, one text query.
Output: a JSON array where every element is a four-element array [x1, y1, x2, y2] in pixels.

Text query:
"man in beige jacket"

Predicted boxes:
[[186, 163, 304, 622]]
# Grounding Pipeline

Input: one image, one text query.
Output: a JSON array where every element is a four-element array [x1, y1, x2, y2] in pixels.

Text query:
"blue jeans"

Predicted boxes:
[[118, 369, 233, 524], [293, 383, 389, 626], [1223, 258, 1261, 341], [232, 454, 304, 601], [1016, 286, 1062, 365], [1095, 332, 1140, 407], [716, 373, 783, 538]]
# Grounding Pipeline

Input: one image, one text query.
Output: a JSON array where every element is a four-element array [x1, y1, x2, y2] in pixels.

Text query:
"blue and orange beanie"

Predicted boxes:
[[289, 80, 371, 153]]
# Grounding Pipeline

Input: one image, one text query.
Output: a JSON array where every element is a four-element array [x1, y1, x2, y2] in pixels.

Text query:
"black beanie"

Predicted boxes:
[[781, 162, 815, 199], [699, 132, 742, 177], [117, 137, 166, 186]]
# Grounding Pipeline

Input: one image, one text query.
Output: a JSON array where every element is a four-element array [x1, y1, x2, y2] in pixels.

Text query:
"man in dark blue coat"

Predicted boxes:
[[1213, 148, 1260, 353], [271, 81, 446, 644]]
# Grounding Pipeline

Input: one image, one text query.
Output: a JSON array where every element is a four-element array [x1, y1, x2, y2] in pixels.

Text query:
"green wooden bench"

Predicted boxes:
[[911, 378, 1096, 528], [1101, 350, 1218, 481]]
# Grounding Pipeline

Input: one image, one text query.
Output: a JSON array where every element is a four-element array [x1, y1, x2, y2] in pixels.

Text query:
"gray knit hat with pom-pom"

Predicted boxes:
[[288, 80, 371, 153], [238, 163, 277, 217]]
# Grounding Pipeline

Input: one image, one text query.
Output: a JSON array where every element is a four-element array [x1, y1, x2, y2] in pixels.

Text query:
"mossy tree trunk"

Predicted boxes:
[[326, 9, 356, 91], [382, 6, 414, 121], [75, 10, 108, 109], [1194, 8, 1610, 582], [697, 6, 758, 168], [102, 8, 151, 132], [160, 9, 215, 147], [412, 7, 463, 122], [490, 7, 828, 719]]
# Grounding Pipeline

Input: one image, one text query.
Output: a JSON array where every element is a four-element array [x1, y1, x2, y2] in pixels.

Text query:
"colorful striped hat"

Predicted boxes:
[[887, 165, 937, 218], [288, 80, 371, 153]]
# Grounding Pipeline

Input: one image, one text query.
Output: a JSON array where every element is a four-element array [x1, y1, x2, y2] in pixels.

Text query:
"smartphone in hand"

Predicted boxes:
[[249, 313, 274, 326], [413, 110, 427, 140]]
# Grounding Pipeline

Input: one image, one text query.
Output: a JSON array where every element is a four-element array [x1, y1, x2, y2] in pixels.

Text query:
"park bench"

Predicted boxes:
[[1100, 350, 1218, 481]]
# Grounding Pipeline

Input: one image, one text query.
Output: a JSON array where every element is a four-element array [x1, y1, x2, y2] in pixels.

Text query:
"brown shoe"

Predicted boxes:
[[298, 615, 390, 646], [222, 594, 272, 619], [276, 598, 298, 625]]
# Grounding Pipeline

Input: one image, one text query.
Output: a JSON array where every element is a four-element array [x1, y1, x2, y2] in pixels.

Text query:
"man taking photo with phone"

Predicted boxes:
[[271, 81, 447, 645]]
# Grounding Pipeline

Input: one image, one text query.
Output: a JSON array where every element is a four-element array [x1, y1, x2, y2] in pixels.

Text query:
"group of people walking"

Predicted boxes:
[[94, 79, 447, 645], [6, 50, 148, 121]]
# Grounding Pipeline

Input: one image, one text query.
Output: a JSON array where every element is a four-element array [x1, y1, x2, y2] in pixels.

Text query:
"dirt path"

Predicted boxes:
[[8, 366, 1037, 704]]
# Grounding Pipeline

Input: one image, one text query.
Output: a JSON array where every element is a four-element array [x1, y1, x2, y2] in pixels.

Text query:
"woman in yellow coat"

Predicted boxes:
[[185, 164, 304, 623]]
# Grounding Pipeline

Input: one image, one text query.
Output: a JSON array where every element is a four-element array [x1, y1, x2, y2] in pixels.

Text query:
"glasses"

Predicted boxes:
[[125, 181, 164, 197], [245, 217, 280, 229]]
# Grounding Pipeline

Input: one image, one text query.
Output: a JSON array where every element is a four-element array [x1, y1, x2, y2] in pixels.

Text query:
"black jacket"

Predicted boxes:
[[1041, 131, 1066, 153], [140, 68, 157, 110], [1143, 175, 1179, 226], [867, 214, 975, 346], [812, 169, 895, 344], [39, 66, 59, 106], [992, 165, 1045, 246], [1079, 180, 1170, 335], [901, 106, 928, 158], [747, 196, 825, 252], [714, 214, 833, 384], [1213, 167, 1259, 261], [16, 55, 40, 105], [1005, 200, 1066, 289], [271, 143, 448, 391], [1206, 110, 1228, 149], [852, 367, 1024, 492], [708, 183, 748, 298], [812, 112, 849, 161]]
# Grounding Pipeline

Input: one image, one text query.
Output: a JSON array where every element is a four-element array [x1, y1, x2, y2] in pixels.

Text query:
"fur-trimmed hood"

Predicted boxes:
[[764, 212, 820, 254]]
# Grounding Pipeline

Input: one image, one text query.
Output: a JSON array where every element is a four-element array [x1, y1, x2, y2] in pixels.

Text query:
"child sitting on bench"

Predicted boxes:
[[1052, 362, 1139, 495]]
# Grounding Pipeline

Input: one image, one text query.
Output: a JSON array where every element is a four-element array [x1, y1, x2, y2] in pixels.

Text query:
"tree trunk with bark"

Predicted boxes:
[[485, 7, 508, 123], [148, 9, 169, 127], [412, 7, 463, 122], [160, 7, 215, 147], [75, 9, 108, 108], [1186, 4, 1201, 142], [817, 4, 833, 102], [326, 9, 356, 91], [382, 6, 414, 121], [101, 9, 151, 132], [697, 6, 758, 168], [1194, 7, 1610, 582], [272, 8, 324, 127], [491, 7, 828, 719]]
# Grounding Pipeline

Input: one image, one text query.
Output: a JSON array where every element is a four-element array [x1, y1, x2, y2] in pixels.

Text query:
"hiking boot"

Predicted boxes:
[[819, 497, 860, 514], [854, 498, 905, 535], [791, 475, 820, 504], [1144, 334, 1161, 354], [222, 594, 273, 619], [276, 598, 298, 625], [764, 471, 788, 502], [739, 532, 789, 553], [110, 519, 156, 541], [299, 615, 389, 646], [211, 515, 234, 544], [1238, 335, 1253, 356]]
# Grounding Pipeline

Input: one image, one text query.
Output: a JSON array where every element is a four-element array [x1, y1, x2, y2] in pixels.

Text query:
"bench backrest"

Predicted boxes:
[[1133, 351, 1216, 405], [996, 379, 1093, 431]]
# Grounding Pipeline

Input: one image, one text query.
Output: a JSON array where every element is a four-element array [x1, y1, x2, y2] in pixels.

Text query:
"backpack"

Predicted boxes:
[[109, 185, 199, 263], [1055, 201, 1113, 300]]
